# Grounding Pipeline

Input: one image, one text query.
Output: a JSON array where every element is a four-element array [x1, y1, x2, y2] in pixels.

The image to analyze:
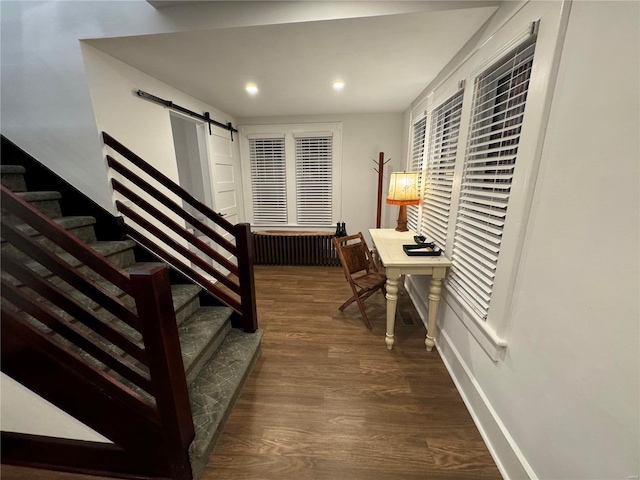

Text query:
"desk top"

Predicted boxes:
[[369, 229, 453, 268]]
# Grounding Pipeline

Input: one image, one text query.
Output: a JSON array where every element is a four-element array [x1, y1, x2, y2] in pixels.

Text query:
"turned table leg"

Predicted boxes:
[[425, 276, 443, 351], [385, 273, 400, 350]]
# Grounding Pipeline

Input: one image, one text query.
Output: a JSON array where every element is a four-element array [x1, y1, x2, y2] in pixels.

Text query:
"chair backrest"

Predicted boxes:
[[333, 233, 376, 277]]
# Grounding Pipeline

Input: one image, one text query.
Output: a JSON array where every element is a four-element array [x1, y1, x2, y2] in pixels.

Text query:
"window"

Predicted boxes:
[[248, 136, 287, 224], [295, 134, 333, 225], [240, 123, 342, 227], [448, 40, 536, 320], [419, 90, 464, 249], [407, 115, 427, 233]]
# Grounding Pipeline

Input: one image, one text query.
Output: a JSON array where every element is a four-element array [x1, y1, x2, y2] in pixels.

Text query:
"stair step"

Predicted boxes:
[[188, 328, 263, 480], [1, 165, 27, 174], [1, 165, 27, 192], [90, 281, 203, 344], [67, 285, 208, 372], [78, 305, 234, 405], [180, 306, 233, 386], [14, 191, 63, 219], [2, 216, 98, 260], [172, 283, 204, 327]]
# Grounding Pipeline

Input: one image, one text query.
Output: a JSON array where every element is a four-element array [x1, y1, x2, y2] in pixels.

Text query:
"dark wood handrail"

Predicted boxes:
[[1, 183, 196, 472], [107, 156, 237, 256], [1, 253, 147, 365], [117, 201, 240, 294], [103, 132, 258, 333], [111, 179, 239, 275], [1, 279, 153, 393], [124, 226, 242, 313], [103, 132, 234, 234], [1, 185, 131, 291], [0, 217, 140, 330]]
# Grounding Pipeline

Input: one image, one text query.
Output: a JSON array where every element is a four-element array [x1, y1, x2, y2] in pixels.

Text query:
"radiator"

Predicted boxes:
[[252, 231, 339, 266]]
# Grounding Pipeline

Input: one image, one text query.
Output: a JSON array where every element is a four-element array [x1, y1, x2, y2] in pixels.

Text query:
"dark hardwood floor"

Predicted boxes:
[[2, 265, 502, 480]]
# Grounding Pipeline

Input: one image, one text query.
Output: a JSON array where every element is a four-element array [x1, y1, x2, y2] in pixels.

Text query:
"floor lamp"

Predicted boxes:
[[386, 172, 419, 232]]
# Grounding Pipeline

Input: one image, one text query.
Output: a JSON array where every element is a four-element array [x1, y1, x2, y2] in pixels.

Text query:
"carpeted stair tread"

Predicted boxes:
[[179, 306, 233, 386], [3, 239, 137, 282], [97, 306, 234, 406], [1, 215, 97, 240], [1, 165, 27, 174], [5, 190, 63, 219], [1, 166, 27, 192], [188, 328, 263, 479], [15, 191, 62, 202], [87, 281, 203, 345]]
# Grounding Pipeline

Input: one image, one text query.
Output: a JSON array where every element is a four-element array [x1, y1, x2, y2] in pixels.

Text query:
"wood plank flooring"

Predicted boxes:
[[2, 265, 502, 480]]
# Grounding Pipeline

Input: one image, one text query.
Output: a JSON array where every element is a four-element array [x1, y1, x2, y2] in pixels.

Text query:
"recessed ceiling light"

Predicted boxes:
[[245, 83, 258, 95], [332, 81, 345, 91]]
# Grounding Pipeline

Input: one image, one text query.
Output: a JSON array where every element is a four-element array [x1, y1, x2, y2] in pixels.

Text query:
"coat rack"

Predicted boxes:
[[373, 152, 391, 228]]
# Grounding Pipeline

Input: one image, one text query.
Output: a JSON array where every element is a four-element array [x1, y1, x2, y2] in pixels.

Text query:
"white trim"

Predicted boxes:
[[443, 285, 507, 362], [467, 21, 537, 79], [405, 274, 507, 362], [436, 328, 538, 480], [239, 122, 342, 227]]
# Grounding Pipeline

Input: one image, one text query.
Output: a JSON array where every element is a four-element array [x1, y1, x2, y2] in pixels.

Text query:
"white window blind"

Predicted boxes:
[[449, 40, 536, 320], [419, 90, 464, 249], [249, 137, 287, 224], [407, 115, 427, 232], [295, 135, 333, 226]]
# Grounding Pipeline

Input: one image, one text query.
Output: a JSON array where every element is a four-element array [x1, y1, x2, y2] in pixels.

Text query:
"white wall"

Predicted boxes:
[[237, 114, 404, 243], [404, 2, 640, 479], [0, 0, 462, 212]]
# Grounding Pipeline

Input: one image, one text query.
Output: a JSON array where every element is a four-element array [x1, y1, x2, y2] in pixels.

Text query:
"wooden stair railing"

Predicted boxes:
[[102, 132, 258, 334], [0, 185, 194, 480]]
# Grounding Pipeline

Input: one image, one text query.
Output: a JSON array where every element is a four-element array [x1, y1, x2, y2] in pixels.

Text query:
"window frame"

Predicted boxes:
[[239, 123, 342, 229]]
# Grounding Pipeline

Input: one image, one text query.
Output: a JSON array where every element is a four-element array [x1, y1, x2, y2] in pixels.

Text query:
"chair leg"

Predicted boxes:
[[355, 295, 372, 330], [339, 294, 357, 311]]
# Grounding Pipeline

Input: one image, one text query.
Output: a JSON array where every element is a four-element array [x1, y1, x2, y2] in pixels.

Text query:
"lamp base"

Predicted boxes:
[[395, 205, 409, 232]]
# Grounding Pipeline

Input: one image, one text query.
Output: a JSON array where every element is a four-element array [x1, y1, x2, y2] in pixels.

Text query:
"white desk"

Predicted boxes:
[[369, 229, 453, 351]]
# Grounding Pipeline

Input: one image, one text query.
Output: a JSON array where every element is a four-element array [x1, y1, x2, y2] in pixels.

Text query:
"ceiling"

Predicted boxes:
[[87, 4, 498, 119]]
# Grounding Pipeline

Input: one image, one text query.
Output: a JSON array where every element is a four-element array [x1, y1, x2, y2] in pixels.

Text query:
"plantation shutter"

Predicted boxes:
[[249, 136, 287, 224], [295, 134, 333, 226], [449, 40, 536, 320], [420, 90, 464, 249], [407, 115, 427, 232]]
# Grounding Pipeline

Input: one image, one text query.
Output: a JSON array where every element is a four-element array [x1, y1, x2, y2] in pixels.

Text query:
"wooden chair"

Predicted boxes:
[[332, 232, 387, 329]]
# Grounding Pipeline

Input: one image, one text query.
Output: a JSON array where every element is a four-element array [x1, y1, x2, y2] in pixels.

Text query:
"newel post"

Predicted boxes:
[[234, 223, 258, 333], [130, 264, 194, 480]]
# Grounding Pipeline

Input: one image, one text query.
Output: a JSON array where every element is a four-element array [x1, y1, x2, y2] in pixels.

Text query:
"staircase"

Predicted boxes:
[[0, 142, 262, 479]]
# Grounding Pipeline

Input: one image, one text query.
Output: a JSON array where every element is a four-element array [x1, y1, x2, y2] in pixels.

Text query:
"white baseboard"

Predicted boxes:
[[405, 275, 536, 479], [436, 328, 537, 480]]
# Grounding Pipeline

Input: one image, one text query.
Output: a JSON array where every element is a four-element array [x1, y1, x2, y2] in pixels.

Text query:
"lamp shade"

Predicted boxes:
[[386, 172, 420, 205]]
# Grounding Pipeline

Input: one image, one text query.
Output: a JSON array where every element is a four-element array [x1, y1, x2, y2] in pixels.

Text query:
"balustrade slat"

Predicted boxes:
[[1, 306, 161, 445], [112, 179, 239, 276], [107, 156, 237, 256], [2, 279, 153, 394], [124, 227, 242, 313], [103, 133, 234, 235], [117, 202, 241, 295], [1, 252, 147, 365], [1, 186, 130, 291], [1, 218, 140, 331]]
